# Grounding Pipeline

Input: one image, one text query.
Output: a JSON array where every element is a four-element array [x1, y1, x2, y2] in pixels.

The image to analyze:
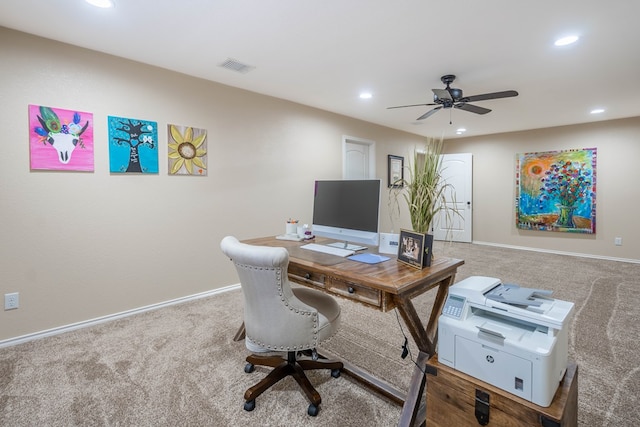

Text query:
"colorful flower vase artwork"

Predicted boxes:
[[167, 124, 207, 176], [108, 116, 158, 173], [517, 148, 596, 233], [29, 104, 94, 171]]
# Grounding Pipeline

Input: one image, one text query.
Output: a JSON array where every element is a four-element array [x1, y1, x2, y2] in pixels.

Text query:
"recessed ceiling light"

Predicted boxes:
[[86, 0, 115, 8], [554, 35, 579, 46], [359, 92, 372, 99], [590, 108, 605, 114], [456, 127, 466, 135]]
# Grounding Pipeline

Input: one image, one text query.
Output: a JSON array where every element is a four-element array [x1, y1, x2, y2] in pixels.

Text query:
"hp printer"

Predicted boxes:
[[438, 276, 574, 407]]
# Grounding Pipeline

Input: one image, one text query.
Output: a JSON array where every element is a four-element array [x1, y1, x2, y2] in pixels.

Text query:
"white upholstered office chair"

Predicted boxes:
[[220, 236, 343, 416]]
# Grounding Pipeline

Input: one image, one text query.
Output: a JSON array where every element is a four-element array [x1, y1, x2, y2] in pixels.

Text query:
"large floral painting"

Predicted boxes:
[[516, 148, 596, 233], [29, 104, 94, 171], [167, 124, 207, 175]]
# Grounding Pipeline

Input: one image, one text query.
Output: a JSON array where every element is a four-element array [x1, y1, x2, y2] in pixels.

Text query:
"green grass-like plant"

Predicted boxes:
[[391, 136, 458, 235]]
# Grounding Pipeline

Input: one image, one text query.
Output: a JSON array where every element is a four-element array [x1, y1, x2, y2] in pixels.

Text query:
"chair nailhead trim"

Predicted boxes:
[[239, 264, 324, 351]]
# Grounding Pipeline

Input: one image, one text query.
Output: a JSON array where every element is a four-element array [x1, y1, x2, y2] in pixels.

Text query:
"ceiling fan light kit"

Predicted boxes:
[[388, 74, 518, 121]]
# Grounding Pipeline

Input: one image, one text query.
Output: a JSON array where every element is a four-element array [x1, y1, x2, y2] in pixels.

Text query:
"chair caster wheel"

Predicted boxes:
[[307, 403, 319, 416], [244, 363, 255, 373], [331, 368, 341, 378], [244, 400, 255, 412]]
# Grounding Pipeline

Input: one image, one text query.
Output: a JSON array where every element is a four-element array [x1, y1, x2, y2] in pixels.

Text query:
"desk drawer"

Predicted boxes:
[[288, 265, 390, 310], [288, 265, 326, 289], [326, 276, 381, 307]]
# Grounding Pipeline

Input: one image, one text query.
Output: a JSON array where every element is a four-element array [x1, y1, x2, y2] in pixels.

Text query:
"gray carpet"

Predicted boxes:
[[1, 243, 639, 426]]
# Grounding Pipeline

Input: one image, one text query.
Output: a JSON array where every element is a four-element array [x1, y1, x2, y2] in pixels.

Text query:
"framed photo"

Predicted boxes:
[[397, 229, 433, 269], [388, 155, 404, 188]]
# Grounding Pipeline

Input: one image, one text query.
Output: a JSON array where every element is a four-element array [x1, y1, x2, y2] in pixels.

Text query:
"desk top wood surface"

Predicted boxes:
[[243, 236, 464, 296]]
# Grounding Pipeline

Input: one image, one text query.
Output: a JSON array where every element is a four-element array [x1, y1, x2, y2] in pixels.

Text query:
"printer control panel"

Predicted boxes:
[[442, 294, 466, 319]]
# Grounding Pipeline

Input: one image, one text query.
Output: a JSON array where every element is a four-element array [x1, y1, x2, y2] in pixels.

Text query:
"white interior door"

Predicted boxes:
[[433, 153, 472, 242], [343, 136, 375, 179]]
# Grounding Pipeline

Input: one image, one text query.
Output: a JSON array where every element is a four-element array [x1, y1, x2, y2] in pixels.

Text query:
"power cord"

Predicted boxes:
[[394, 308, 427, 375]]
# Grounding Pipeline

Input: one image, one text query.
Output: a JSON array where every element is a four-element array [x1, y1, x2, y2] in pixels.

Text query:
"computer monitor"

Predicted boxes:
[[312, 179, 381, 248]]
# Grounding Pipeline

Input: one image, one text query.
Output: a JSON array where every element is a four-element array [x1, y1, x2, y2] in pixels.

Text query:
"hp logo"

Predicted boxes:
[[485, 355, 494, 363]]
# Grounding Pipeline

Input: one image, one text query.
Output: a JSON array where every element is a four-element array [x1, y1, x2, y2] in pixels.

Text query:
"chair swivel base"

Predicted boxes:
[[243, 350, 343, 416]]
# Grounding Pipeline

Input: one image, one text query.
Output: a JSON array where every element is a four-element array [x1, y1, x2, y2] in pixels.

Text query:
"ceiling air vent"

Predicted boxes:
[[218, 58, 255, 74]]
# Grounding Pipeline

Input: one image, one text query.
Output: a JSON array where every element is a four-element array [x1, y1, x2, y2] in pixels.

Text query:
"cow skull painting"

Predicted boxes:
[[29, 104, 94, 171], [35, 106, 89, 164]]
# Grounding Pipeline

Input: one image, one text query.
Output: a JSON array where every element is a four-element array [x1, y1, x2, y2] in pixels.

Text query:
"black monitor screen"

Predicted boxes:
[[312, 180, 380, 233]]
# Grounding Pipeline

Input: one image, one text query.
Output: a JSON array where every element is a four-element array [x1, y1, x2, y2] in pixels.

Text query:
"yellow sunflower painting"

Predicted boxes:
[[168, 124, 207, 175]]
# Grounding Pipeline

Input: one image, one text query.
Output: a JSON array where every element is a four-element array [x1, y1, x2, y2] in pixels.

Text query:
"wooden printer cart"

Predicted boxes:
[[425, 355, 578, 427]]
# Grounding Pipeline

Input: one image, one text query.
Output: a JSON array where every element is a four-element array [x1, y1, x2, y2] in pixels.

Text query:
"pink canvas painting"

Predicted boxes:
[[29, 104, 94, 171]]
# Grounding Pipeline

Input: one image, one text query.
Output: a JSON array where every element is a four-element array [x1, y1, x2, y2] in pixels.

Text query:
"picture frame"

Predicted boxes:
[[397, 228, 433, 269], [29, 104, 94, 171], [388, 155, 404, 188], [516, 148, 596, 234]]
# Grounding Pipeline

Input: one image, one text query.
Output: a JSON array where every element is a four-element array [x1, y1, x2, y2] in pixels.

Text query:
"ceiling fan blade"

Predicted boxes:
[[387, 103, 436, 110], [455, 103, 491, 115], [463, 90, 518, 103], [432, 88, 452, 101], [417, 106, 442, 120]]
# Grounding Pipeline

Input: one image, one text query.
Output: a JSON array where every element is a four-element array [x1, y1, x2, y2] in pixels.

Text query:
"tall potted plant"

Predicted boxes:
[[390, 136, 457, 266]]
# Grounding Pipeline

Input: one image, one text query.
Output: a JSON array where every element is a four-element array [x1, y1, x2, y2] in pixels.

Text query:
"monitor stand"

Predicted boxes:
[[327, 241, 367, 252]]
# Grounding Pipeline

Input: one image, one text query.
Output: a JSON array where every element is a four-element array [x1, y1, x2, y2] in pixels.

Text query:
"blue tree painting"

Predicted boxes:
[[108, 116, 158, 173]]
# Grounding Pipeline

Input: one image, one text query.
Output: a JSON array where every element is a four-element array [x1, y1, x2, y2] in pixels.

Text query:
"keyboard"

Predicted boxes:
[[300, 243, 355, 257], [327, 242, 367, 251]]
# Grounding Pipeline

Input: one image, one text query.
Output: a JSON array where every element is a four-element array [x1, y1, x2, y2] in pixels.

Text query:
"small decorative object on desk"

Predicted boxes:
[[285, 218, 298, 235], [397, 228, 433, 269], [276, 219, 305, 241], [300, 224, 314, 240]]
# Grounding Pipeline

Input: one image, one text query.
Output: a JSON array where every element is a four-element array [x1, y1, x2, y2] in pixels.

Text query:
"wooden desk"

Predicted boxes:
[[242, 237, 464, 426]]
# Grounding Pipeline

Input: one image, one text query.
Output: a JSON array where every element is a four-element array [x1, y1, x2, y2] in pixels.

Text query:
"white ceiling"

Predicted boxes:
[[2, 0, 640, 139]]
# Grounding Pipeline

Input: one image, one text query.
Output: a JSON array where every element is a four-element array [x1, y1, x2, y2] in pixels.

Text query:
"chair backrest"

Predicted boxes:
[[220, 236, 319, 352]]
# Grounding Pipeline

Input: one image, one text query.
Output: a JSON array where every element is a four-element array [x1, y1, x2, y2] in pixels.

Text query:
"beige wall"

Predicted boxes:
[[1, 27, 638, 343], [0, 28, 422, 341], [443, 118, 640, 260]]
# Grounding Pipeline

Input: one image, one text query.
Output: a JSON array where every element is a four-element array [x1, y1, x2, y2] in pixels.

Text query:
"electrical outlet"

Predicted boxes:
[[4, 292, 19, 310], [614, 237, 623, 246]]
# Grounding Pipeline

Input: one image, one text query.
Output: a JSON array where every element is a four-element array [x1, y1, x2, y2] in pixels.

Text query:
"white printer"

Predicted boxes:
[[438, 276, 574, 407]]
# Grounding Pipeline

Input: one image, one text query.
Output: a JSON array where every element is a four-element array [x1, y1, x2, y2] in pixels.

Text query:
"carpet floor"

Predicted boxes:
[[1, 242, 639, 426]]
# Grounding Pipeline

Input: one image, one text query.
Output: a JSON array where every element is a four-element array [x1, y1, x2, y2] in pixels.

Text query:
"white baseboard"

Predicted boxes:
[[472, 241, 640, 264], [0, 284, 241, 349], [3, 242, 636, 348]]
